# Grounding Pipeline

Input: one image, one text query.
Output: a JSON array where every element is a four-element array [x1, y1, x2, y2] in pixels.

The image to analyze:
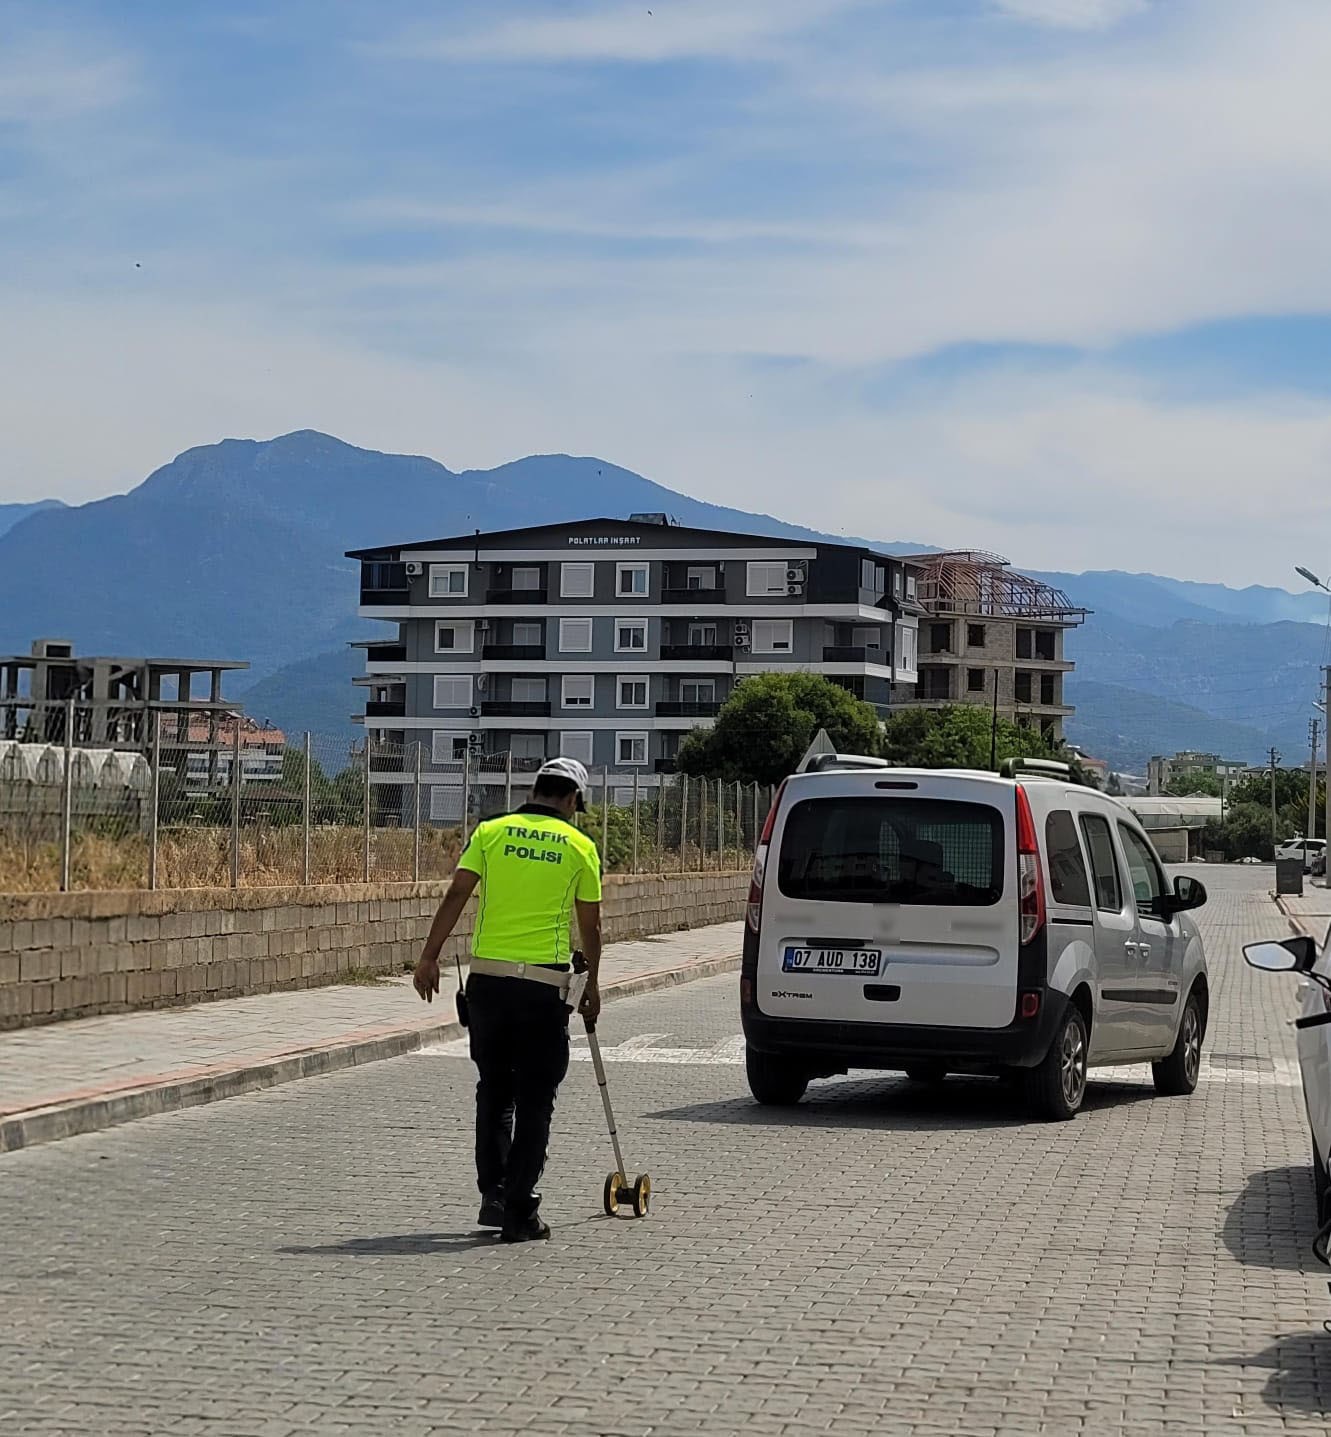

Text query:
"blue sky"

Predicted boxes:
[[3, 0, 1331, 583]]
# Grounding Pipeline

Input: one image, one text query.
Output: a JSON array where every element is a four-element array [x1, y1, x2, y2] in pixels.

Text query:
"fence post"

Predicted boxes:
[[735, 780, 742, 869], [504, 749, 513, 814], [59, 697, 74, 893], [412, 741, 422, 883], [679, 775, 689, 873], [656, 774, 665, 870], [461, 749, 472, 846], [302, 731, 312, 886], [229, 721, 241, 889], [632, 766, 640, 873], [716, 778, 724, 870], [600, 765, 609, 859], [361, 738, 372, 883], [148, 710, 161, 891], [699, 775, 707, 870]]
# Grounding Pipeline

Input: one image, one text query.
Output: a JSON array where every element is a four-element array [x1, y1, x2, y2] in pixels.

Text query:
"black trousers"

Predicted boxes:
[[466, 972, 570, 1220]]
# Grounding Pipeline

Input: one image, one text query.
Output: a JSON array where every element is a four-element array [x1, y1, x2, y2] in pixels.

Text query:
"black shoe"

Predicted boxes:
[[499, 1215, 550, 1243], [477, 1192, 506, 1229]]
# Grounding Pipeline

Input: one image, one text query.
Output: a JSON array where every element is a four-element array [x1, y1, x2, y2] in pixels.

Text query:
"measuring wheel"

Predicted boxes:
[[630, 1173, 652, 1218], [603, 1170, 626, 1217]]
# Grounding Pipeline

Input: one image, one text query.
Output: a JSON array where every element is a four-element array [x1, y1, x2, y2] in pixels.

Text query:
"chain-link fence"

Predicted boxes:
[[0, 701, 773, 892]]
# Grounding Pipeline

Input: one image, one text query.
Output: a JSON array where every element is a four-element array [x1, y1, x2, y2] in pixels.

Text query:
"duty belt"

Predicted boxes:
[[469, 956, 571, 993]]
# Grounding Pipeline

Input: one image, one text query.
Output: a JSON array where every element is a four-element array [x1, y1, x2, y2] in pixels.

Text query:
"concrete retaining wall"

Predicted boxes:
[[0, 871, 748, 1029]]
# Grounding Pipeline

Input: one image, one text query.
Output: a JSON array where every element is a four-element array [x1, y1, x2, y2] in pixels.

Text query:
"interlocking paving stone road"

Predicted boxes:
[[4, 867, 1331, 1435]]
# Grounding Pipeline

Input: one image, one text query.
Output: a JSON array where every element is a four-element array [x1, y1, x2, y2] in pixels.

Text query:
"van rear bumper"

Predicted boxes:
[[740, 989, 1068, 1072]]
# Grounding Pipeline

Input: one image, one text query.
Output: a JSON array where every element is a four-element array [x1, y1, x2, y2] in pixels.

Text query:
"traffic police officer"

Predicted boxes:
[[413, 758, 601, 1242]]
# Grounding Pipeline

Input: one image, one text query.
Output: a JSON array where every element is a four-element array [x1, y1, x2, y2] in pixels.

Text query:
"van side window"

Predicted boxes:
[[1118, 823, 1167, 916], [1045, 810, 1092, 907], [1079, 814, 1123, 912]]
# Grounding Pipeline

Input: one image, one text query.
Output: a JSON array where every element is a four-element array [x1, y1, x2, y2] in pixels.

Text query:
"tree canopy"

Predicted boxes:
[[880, 705, 1077, 775], [1164, 771, 1221, 798]]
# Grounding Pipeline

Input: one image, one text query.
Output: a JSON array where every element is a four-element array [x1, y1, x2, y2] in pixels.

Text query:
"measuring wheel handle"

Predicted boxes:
[[631, 1173, 652, 1218], [604, 1170, 625, 1217]]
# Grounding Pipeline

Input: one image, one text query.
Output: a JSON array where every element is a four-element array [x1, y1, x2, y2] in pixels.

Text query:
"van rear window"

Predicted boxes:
[[776, 797, 1003, 906]]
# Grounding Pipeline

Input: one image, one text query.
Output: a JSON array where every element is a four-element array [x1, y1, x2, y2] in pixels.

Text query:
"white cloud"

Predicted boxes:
[[990, 0, 1148, 29], [0, 28, 136, 124]]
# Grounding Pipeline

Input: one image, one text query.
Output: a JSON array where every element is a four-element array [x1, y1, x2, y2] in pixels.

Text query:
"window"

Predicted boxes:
[[617, 677, 648, 709], [680, 679, 715, 705], [688, 622, 717, 646], [776, 797, 1003, 906], [747, 561, 789, 596], [560, 731, 594, 765], [851, 625, 882, 650], [433, 674, 473, 709], [687, 566, 716, 590], [511, 677, 547, 703], [1035, 630, 1056, 661], [434, 620, 474, 654], [512, 621, 542, 646], [968, 624, 986, 648], [428, 564, 468, 598], [613, 786, 636, 806], [431, 731, 469, 765], [967, 669, 986, 693], [1118, 824, 1167, 914], [896, 623, 918, 674], [430, 785, 464, 822], [1041, 674, 1056, 706], [1045, 811, 1092, 907], [617, 563, 649, 597], [617, 732, 648, 765], [751, 619, 793, 654], [560, 562, 595, 598], [511, 733, 545, 762], [930, 622, 951, 653], [1015, 672, 1033, 704], [559, 617, 593, 652], [615, 618, 647, 652], [512, 566, 541, 591], [1016, 629, 1033, 659], [1080, 814, 1123, 912], [892, 570, 903, 596], [905, 574, 918, 600], [562, 674, 594, 707]]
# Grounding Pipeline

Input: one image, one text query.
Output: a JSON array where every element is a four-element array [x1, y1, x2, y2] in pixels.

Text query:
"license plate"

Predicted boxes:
[[782, 946, 883, 976]]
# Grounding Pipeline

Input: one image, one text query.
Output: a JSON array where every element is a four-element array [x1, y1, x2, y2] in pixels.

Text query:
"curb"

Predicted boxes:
[[0, 952, 740, 1155]]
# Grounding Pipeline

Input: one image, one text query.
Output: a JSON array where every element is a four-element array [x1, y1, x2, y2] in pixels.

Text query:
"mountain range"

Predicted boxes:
[[0, 429, 1323, 771]]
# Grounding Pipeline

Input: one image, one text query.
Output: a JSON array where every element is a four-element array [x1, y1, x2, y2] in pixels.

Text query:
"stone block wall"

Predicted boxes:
[[0, 871, 748, 1029]]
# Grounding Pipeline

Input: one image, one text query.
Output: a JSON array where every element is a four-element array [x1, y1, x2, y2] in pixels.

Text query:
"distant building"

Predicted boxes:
[[184, 712, 286, 787], [1147, 751, 1249, 796], [903, 551, 1088, 743]]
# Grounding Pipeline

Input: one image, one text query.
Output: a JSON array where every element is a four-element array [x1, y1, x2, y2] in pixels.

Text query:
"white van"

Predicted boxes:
[[1276, 837, 1326, 873], [741, 758, 1210, 1120]]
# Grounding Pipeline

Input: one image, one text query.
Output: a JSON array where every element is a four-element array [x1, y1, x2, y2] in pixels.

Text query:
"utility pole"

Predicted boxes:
[[1268, 747, 1282, 844], [1325, 667, 1331, 869], [1310, 717, 1321, 842]]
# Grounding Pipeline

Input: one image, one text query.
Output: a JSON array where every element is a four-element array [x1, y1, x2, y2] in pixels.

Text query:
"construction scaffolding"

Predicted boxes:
[[901, 551, 1088, 624]]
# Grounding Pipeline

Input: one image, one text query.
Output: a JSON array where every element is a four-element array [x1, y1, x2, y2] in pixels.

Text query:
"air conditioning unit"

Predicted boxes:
[[785, 566, 806, 583], [787, 582, 805, 596], [734, 635, 751, 650], [469, 705, 481, 717], [404, 561, 423, 577], [734, 620, 751, 635], [476, 674, 489, 692]]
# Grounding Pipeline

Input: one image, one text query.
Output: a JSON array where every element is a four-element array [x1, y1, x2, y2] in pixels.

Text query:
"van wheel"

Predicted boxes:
[[904, 1063, 947, 1084], [746, 1046, 808, 1106], [1152, 993, 1203, 1097], [1024, 1005, 1087, 1121]]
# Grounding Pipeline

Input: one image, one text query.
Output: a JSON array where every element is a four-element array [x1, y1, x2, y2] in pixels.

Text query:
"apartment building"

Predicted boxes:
[[903, 551, 1087, 742], [1146, 751, 1249, 796], [348, 515, 924, 815]]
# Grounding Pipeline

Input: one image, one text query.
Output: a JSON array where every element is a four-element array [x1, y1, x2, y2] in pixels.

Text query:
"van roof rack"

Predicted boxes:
[[999, 757, 1073, 781], [801, 753, 893, 773]]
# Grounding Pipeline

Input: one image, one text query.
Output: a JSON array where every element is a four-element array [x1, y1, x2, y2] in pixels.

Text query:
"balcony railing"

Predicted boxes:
[[359, 588, 410, 606], [481, 700, 551, 717], [823, 646, 885, 663], [486, 588, 547, 605], [656, 701, 721, 717], [661, 587, 725, 603], [659, 644, 733, 661], [364, 644, 407, 662], [482, 644, 546, 660], [364, 700, 406, 718]]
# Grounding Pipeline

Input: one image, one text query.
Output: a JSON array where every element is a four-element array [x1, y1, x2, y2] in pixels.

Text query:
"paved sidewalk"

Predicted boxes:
[[1275, 886, 1331, 940], [0, 923, 742, 1153]]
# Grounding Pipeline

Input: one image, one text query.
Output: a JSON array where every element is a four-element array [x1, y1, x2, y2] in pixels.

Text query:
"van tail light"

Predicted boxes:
[[1015, 784, 1046, 946], [747, 779, 787, 933]]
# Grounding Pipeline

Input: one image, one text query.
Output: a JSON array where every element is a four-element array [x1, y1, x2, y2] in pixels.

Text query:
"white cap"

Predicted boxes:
[[535, 756, 591, 805]]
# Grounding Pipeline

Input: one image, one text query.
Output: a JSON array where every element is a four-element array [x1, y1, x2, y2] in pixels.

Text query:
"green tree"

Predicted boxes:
[[1229, 767, 1304, 812], [880, 705, 1077, 775], [677, 673, 882, 786], [1201, 802, 1275, 861], [1165, 771, 1221, 798]]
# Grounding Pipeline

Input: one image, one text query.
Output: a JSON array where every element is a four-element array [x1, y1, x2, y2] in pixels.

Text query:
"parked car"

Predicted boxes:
[[741, 756, 1210, 1121], [1276, 837, 1327, 873], [1244, 934, 1331, 1228]]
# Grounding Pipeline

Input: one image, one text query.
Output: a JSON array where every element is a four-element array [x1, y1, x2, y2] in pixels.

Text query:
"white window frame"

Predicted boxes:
[[434, 619, 475, 654], [751, 619, 793, 654], [429, 784, 464, 822], [511, 565, 542, 591], [617, 676, 649, 709], [510, 733, 546, 762], [617, 562, 649, 597], [560, 731, 594, 765], [428, 563, 469, 598], [431, 730, 469, 765], [680, 678, 716, 705], [615, 617, 648, 652], [511, 620, 542, 647], [687, 566, 717, 590], [511, 677, 547, 703], [747, 560, 789, 597], [613, 786, 635, 807], [559, 617, 593, 653], [897, 622, 918, 677], [562, 674, 594, 708], [616, 731, 649, 766], [432, 674, 473, 710], [905, 574, 918, 600], [560, 562, 595, 599], [688, 622, 718, 646]]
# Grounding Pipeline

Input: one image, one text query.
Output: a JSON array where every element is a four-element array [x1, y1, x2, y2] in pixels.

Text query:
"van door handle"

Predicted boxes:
[[1124, 941, 1140, 957], [1138, 943, 1151, 960]]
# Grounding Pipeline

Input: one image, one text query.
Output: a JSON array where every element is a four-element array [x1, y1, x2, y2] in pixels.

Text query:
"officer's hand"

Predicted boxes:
[[579, 981, 601, 1025], [413, 955, 440, 1002]]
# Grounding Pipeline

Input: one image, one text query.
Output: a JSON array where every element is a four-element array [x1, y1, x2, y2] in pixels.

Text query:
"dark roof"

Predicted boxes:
[[346, 516, 913, 563]]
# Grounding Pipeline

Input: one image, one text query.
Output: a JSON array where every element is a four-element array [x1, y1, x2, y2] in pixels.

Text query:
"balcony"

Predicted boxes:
[[661, 587, 725, 603], [481, 700, 551, 718], [486, 588, 547, 605], [359, 588, 410, 606], [656, 701, 721, 717], [364, 644, 406, 662], [823, 646, 885, 664], [482, 644, 545, 660], [364, 700, 406, 718], [659, 644, 733, 661]]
